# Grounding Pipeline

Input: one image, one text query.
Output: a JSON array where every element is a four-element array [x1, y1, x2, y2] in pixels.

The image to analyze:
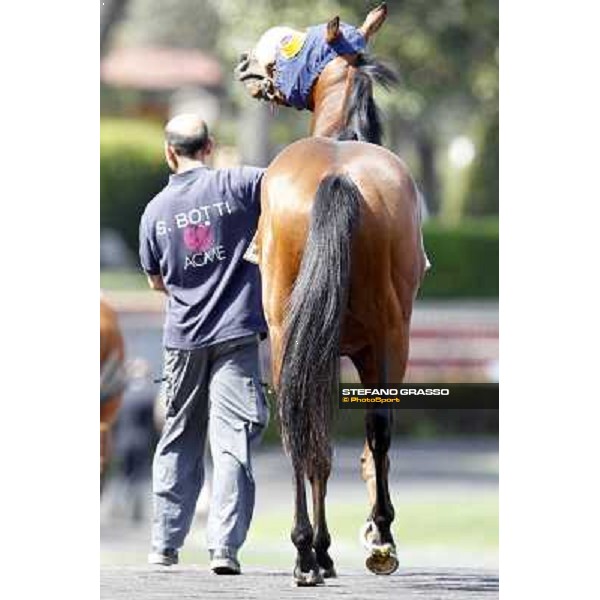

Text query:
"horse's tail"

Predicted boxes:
[[278, 173, 361, 474]]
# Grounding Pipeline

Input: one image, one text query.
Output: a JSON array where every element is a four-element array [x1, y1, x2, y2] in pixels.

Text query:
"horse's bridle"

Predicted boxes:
[[235, 53, 288, 105], [256, 76, 284, 103]]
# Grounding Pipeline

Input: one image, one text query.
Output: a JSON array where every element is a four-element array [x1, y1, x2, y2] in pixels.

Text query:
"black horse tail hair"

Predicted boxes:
[[278, 173, 361, 475]]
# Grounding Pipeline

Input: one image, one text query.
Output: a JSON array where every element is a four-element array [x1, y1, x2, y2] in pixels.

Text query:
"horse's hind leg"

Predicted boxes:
[[291, 466, 323, 586], [308, 455, 336, 578], [363, 404, 397, 574], [270, 323, 322, 585], [351, 340, 403, 575]]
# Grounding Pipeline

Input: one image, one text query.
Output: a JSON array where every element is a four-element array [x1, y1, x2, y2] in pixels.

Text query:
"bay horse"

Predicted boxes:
[[100, 295, 126, 476], [236, 3, 428, 585]]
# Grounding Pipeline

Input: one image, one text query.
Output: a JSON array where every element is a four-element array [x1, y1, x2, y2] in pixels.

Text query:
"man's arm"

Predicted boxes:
[[139, 212, 165, 292], [235, 166, 265, 209], [146, 273, 167, 293]]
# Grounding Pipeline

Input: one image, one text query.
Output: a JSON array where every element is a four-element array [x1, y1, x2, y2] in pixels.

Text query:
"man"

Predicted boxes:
[[139, 114, 268, 574]]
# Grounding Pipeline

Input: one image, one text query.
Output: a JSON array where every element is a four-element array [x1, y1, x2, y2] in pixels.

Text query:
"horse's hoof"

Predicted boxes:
[[293, 567, 325, 586], [321, 565, 337, 578], [365, 543, 398, 575]]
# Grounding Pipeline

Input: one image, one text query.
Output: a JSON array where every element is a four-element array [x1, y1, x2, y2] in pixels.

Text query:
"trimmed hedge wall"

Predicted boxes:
[[101, 119, 498, 299], [419, 219, 498, 298], [101, 119, 168, 253]]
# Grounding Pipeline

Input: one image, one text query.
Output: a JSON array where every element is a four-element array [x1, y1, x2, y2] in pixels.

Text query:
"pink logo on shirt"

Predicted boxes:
[[183, 225, 213, 253]]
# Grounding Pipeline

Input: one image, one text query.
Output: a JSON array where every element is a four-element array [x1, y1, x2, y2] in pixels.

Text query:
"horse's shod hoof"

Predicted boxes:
[[321, 565, 337, 578], [365, 543, 398, 576], [293, 567, 325, 586]]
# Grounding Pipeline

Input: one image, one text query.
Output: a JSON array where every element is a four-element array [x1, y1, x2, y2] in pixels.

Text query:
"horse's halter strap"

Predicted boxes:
[[259, 77, 284, 103]]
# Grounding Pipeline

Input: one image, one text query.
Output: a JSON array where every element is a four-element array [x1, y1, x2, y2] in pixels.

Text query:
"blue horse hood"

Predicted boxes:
[[274, 23, 367, 110]]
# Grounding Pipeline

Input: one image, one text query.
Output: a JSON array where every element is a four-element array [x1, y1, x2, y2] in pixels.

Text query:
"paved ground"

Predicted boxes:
[[102, 441, 498, 598], [101, 566, 499, 599]]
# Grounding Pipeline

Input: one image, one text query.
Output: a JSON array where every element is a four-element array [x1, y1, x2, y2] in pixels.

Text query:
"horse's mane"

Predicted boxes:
[[337, 55, 399, 145]]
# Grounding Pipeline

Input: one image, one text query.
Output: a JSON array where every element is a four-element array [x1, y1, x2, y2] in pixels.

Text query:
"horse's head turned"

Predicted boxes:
[[234, 25, 297, 105], [234, 3, 389, 109]]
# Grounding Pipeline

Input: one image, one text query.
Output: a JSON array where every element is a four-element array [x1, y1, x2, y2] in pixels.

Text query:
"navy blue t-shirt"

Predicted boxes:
[[139, 165, 267, 349]]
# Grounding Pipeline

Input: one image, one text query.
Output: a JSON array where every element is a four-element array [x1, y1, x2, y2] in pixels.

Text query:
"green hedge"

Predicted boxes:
[[419, 219, 498, 298], [101, 118, 169, 252], [101, 119, 497, 299]]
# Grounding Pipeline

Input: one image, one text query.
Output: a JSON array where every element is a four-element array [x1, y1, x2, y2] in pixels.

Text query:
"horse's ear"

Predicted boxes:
[[360, 2, 388, 40], [326, 16, 340, 43]]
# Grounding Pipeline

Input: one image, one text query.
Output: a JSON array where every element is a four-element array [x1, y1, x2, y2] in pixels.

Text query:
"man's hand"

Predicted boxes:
[[147, 274, 167, 293]]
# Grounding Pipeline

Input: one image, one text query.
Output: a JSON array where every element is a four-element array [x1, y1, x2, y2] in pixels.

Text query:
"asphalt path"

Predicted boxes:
[[101, 566, 499, 599], [101, 440, 499, 599]]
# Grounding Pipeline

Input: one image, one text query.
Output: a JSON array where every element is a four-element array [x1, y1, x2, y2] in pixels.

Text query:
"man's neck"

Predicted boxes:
[[176, 158, 207, 174]]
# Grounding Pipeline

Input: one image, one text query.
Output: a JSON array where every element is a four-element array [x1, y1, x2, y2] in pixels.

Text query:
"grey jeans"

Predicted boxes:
[[151, 334, 269, 555]]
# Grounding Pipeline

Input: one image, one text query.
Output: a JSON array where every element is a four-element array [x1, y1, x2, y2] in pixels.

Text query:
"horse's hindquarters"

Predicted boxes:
[[261, 137, 424, 360]]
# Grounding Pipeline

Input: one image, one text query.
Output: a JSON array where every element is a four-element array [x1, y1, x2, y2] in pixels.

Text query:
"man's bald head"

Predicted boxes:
[[165, 114, 210, 158]]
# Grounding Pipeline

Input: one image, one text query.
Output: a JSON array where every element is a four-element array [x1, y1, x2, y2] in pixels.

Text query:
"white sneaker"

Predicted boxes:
[[210, 549, 240, 575], [148, 548, 179, 566]]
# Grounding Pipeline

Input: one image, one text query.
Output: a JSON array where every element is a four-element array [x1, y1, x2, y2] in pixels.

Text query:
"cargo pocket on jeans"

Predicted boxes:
[[247, 376, 269, 441], [162, 349, 187, 419], [215, 416, 249, 469]]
